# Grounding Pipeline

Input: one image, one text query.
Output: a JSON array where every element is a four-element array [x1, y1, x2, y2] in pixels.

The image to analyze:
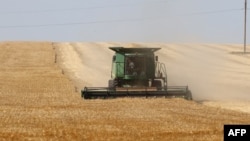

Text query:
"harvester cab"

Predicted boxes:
[[81, 47, 192, 100], [109, 47, 165, 88]]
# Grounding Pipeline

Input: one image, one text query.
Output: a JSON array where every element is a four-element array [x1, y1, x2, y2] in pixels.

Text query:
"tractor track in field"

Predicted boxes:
[[0, 42, 250, 141]]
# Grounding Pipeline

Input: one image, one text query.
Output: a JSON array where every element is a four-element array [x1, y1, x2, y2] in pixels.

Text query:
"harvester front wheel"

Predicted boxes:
[[152, 80, 162, 88], [108, 80, 117, 89]]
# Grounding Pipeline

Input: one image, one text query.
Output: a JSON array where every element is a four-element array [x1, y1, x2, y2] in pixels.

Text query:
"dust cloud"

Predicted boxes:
[[159, 43, 250, 101], [56, 42, 250, 113]]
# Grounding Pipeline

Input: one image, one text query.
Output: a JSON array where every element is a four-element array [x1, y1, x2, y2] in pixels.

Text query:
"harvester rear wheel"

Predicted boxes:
[[185, 90, 193, 100]]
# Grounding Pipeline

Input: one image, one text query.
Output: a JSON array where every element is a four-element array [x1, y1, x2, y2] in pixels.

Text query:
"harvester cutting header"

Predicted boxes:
[[81, 47, 192, 100]]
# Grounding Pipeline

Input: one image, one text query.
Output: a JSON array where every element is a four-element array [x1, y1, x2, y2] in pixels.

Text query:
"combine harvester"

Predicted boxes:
[[81, 47, 192, 100]]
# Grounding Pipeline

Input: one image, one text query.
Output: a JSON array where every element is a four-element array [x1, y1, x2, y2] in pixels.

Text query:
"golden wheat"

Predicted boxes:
[[0, 42, 250, 141]]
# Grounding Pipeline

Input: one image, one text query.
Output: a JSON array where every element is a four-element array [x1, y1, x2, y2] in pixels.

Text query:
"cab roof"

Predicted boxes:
[[109, 47, 161, 53]]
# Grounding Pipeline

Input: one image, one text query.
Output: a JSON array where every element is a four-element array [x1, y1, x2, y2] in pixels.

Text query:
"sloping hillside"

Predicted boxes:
[[0, 42, 250, 141]]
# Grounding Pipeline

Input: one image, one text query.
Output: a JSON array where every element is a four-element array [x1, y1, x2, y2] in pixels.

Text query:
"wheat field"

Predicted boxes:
[[0, 42, 250, 141]]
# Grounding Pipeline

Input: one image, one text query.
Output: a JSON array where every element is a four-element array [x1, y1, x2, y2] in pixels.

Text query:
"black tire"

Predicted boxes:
[[152, 80, 162, 87], [185, 90, 193, 100], [108, 80, 115, 88]]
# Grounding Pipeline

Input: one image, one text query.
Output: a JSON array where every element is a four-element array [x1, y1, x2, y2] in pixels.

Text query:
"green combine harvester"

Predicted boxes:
[[81, 47, 192, 100]]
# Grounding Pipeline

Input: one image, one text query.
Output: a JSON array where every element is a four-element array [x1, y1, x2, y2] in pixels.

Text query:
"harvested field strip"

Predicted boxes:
[[0, 42, 250, 141]]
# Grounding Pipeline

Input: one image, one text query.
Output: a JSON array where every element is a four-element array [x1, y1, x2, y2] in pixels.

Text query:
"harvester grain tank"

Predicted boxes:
[[81, 47, 192, 100]]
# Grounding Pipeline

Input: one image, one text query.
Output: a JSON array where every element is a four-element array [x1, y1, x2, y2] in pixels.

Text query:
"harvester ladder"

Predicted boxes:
[[115, 62, 125, 77], [155, 62, 167, 86]]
